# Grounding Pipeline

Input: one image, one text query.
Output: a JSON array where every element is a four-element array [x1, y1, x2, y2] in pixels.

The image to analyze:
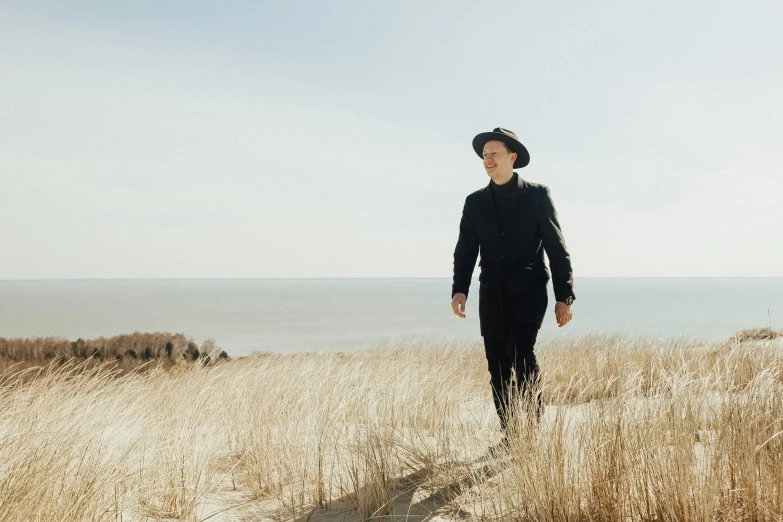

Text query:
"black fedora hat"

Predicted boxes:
[[472, 127, 530, 169]]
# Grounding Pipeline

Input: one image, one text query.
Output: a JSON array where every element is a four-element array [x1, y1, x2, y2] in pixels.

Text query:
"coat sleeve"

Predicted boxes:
[[452, 198, 480, 299], [539, 186, 575, 303]]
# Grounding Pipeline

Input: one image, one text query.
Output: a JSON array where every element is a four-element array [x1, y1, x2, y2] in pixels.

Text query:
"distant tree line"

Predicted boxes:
[[0, 331, 230, 375]]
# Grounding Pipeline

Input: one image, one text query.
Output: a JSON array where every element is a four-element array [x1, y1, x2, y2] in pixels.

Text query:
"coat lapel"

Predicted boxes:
[[517, 174, 528, 196], [479, 184, 502, 231]]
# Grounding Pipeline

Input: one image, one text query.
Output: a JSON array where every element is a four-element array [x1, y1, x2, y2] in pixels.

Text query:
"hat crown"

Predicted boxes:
[[493, 127, 518, 140]]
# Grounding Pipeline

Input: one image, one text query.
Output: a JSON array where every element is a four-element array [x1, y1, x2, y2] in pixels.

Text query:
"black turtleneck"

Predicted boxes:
[[489, 171, 518, 229]]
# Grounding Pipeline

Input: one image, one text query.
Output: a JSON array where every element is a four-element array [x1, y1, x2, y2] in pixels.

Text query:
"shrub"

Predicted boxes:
[[184, 343, 200, 362]]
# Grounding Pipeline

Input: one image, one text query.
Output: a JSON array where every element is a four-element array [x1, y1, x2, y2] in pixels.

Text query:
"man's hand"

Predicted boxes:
[[451, 293, 467, 318], [555, 301, 572, 327]]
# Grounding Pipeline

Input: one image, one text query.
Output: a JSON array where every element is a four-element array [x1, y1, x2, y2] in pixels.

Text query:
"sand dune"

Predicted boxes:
[[0, 332, 781, 521]]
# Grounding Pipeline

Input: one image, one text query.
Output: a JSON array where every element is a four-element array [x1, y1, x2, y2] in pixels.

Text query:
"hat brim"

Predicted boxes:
[[472, 132, 530, 169]]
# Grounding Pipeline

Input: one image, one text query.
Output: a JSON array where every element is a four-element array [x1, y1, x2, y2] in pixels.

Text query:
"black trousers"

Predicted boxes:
[[482, 284, 546, 432]]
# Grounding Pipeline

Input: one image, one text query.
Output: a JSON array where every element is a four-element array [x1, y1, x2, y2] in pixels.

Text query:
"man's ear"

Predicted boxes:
[[510, 152, 517, 164]]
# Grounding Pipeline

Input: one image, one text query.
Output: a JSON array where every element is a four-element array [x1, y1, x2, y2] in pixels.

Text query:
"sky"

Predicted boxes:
[[1, 0, 782, 279]]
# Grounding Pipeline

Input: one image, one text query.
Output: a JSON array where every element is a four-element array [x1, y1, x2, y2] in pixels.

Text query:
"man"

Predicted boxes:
[[451, 127, 575, 436]]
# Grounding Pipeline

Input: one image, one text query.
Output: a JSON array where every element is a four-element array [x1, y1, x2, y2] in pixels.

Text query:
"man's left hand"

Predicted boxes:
[[555, 301, 572, 327]]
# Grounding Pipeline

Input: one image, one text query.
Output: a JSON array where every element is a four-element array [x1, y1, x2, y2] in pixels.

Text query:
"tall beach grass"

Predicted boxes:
[[0, 332, 781, 521]]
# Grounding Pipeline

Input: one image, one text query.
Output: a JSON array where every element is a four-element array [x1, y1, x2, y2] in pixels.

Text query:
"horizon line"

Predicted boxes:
[[2, 276, 782, 282]]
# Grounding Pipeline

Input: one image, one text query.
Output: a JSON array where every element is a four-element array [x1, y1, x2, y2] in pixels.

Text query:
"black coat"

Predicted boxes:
[[452, 173, 575, 338]]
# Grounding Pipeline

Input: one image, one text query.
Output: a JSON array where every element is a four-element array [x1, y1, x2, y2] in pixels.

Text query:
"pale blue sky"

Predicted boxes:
[[1, 1, 781, 278]]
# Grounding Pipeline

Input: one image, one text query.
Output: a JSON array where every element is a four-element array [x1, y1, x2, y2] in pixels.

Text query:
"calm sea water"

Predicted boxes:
[[0, 278, 781, 356]]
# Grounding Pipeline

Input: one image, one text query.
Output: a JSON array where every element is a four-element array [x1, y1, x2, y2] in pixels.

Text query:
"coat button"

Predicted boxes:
[[500, 255, 506, 260], [500, 232, 506, 237]]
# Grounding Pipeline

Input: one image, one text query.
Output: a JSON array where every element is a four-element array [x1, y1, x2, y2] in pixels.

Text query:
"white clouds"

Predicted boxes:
[[0, 13, 474, 278], [559, 143, 783, 277], [1, 3, 782, 278]]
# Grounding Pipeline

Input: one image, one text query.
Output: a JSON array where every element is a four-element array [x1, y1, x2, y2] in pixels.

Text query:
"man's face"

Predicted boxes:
[[482, 140, 516, 175]]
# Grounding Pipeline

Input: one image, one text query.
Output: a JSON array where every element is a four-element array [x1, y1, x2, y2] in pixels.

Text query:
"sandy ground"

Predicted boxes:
[[129, 401, 591, 522], [185, 392, 732, 521]]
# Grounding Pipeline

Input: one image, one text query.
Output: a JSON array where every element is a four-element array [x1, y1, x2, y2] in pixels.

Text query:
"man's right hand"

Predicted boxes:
[[451, 293, 467, 318]]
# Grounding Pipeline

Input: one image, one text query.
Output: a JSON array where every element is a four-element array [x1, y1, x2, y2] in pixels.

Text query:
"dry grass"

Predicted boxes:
[[0, 333, 782, 521]]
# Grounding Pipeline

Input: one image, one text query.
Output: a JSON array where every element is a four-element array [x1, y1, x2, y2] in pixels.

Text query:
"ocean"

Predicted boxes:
[[0, 278, 781, 356]]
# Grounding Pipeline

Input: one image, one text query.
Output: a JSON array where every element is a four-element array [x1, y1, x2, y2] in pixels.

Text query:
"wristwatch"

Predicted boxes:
[[565, 296, 574, 305]]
